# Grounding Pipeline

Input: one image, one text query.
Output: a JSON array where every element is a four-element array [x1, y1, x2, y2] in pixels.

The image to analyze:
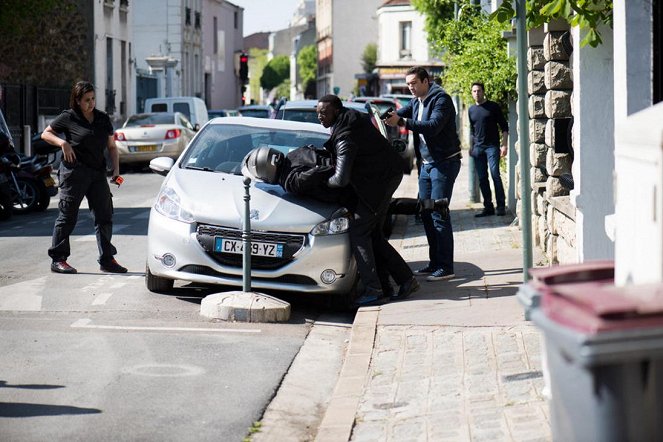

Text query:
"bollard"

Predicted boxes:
[[242, 177, 252, 292]]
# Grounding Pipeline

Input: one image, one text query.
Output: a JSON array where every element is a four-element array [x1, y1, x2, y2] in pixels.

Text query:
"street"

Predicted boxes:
[[0, 170, 347, 441]]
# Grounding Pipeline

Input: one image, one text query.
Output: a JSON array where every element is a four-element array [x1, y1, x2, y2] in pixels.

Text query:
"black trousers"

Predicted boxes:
[[48, 163, 116, 263], [349, 173, 412, 294]]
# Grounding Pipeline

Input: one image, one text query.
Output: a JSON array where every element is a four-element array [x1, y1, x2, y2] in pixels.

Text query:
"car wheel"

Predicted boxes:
[[145, 264, 174, 293]]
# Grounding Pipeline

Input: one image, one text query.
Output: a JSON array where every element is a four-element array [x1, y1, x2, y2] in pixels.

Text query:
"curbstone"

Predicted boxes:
[[200, 291, 290, 322]]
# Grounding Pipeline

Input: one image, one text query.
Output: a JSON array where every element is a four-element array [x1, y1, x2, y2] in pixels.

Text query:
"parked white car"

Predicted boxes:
[[146, 117, 357, 307], [114, 112, 196, 164]]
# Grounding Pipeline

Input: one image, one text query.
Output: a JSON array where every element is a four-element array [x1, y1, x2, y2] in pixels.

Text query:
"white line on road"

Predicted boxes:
[[71, 318, 262, 333], [0, 277, 45, 311], [91, 292, 113, 305]]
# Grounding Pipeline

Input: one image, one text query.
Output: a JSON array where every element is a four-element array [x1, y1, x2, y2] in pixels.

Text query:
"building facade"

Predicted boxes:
[[375, 0, 443, 95], [202, 0, 244, 110], [315, 0, 382, 98]]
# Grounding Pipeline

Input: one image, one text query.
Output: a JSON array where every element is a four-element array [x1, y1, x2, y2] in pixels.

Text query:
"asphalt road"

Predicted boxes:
[[0, 170, 341, 441]]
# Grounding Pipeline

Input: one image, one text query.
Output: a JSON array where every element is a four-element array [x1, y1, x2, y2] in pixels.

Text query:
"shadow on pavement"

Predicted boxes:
[[0, 402, 102, 418]]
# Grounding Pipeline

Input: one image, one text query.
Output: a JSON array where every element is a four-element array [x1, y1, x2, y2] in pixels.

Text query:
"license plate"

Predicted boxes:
[[214, 237, 284, 258], [129, 145, 157, 152]]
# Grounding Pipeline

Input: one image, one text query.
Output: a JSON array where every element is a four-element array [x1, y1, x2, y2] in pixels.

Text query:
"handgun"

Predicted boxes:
[[379, 107, 394, 120]]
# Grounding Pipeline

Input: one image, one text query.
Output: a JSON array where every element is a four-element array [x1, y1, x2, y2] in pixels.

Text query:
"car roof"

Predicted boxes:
[[206, 116, 329, 134], [279, 100, 318, 110], [238, 104, 273, 110]]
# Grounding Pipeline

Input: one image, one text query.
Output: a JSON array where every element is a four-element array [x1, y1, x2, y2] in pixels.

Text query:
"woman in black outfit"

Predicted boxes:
[[41, 81, 127, 274]]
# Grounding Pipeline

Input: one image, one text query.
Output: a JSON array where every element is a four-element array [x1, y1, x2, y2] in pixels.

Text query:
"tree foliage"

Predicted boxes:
[[297, 45, 317, 96], [412, 0, 516, 106], [361, 43, 377, 74], [491, 0, 613, 47], [260, 55, 290, 90]]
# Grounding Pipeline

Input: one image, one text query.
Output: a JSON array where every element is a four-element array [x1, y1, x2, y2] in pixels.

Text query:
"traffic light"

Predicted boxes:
[[239, 53, 249, 83]]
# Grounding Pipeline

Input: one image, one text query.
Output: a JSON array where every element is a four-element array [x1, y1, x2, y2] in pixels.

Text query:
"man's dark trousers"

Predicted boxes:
[[474, 144, 505, 210], [48, 164, 116, 263], [419, 159, 461, 273], [350, 173, 412, 293]]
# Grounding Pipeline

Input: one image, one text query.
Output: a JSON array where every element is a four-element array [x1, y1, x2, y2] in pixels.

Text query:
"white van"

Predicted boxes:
[[144, 96, 209, 130]]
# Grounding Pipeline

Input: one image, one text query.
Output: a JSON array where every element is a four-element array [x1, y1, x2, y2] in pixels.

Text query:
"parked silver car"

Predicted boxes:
[[146, 117, 357, 306]]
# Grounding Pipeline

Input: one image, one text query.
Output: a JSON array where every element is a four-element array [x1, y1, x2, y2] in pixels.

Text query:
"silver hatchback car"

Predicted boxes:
[[146, 117, 357, 305]]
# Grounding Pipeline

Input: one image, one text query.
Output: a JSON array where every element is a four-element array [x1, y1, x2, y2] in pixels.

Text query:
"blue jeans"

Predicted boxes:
[[418, 159, 461, 272], [473, 144, 505, 210]]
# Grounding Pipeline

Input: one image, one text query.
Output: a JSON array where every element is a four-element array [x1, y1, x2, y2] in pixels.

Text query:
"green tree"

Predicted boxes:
[[361, 43, 377, 74], [248, 48, 268, 103], [412, 0, 516, 106], [260, 55, 290, 91], [297, 45, 317, 97], [275, 79, 291, 100], [491, 0, 613, 47]]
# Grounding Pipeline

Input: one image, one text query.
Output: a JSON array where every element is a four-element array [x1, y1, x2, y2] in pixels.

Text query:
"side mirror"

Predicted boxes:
[[391, 139, 406, 153], [149, 157, 174, 176]]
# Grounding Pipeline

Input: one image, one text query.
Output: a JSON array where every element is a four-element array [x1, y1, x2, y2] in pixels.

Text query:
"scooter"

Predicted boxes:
[[0, 150, 57, 214], [18, 146, 59, 211]]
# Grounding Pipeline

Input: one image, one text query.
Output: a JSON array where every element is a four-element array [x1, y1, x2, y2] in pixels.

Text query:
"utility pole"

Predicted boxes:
[[516, 0, 533, 280]]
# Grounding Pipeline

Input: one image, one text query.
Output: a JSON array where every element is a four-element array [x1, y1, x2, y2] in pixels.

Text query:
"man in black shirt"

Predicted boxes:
[[468, 82, 509, 217]]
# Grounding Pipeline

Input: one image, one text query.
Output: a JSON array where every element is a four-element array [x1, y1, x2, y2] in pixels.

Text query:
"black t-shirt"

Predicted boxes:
[[50, 108, 114, 170], [468, 100, 508, 147]]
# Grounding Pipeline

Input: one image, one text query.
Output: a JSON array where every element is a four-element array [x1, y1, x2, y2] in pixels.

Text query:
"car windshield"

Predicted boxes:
[[277, 109, 319, 124], [240, 109, 270, 118], [125, 113, 176, 126], [179, 124, 329, 175]]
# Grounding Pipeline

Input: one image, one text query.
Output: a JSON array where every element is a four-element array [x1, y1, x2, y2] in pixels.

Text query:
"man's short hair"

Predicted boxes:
[[405, 66, 430, 82], [318, 94, 343, 110], [471, 82, 485, 91]]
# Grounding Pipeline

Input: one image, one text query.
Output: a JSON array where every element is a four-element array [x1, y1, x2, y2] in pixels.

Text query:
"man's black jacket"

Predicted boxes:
[[323, 108, 403, 213]]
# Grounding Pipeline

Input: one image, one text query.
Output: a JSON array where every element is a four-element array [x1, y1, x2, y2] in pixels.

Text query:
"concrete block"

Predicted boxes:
[[528, 27, 546, 46], [538, 215, 548, 251], [556, 233, 577, 264], [528, 46, 546, 71], [529, 94, 546, 119], [546, 176, 569, 197], [544, 32, 571, 61], [536, 189, 547, 216], [531, 166, 547, 184], [529, 142, 547, 168], [544, 61, 573, 90], [546, 234, 558, 264], [546, 148, 572, 176], [544, 90, 572, 119], [200, 291, 291, 322], [553, 206, 576, 247], [528, 70, 546, 95], [529, 118, 546, 143]]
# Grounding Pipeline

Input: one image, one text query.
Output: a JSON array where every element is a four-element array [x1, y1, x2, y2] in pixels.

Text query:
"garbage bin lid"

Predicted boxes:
[[544, 280, 663, 333]]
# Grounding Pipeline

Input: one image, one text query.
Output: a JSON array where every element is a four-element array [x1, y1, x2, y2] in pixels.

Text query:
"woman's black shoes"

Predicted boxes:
[[51, 261, 77, 274]]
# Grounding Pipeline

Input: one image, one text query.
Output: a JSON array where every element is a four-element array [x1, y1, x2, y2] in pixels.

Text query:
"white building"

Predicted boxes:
[[375, 0, 443, 95], [315, 0, 382, 98], [93, 0, 134, 125], [133, 0, 204, 102]]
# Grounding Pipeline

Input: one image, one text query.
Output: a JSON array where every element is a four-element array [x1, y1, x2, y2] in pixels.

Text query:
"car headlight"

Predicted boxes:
[[310, 208, 350, 236], [154, 186, 195, 223]]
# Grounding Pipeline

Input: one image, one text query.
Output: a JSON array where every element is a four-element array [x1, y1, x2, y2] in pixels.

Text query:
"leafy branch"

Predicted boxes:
[[491, 0, 613, 47]]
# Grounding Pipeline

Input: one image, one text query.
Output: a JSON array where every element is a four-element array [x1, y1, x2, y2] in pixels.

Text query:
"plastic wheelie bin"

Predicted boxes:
[[528, 261, 663, 441]]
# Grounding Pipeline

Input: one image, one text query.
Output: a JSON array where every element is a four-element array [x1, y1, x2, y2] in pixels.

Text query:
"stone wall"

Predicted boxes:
[[518, 25, 576, 265]]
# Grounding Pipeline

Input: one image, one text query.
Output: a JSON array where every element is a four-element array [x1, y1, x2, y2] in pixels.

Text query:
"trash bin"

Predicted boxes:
[[529, 261, 663, 442], [518, 260, 615, 320]]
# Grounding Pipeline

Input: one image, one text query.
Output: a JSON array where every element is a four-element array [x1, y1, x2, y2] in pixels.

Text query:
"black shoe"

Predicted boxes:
[[415, 264, 436, 275], [354, 288, 386, 307], [100, 259, 128, 273], [426, 269, 455, 282], [51, 260, 77, 274], [496, 207, 506, 216], [434, 198, 450, 219], [391, 277, 420, 300], [475, 208, 495, 218]]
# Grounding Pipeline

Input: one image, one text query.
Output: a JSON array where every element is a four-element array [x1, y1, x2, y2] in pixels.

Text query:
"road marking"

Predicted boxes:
[[122, 364, 206, 377], [0, 277, 45, 311], [91, 292, 113, 305], [71, 318, 261, 333]]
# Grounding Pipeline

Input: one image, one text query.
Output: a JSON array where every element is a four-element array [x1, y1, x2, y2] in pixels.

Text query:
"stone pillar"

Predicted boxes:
[[571, 24, 615, 262]]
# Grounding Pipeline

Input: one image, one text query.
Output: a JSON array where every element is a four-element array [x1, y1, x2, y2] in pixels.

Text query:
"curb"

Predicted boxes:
[[315, 306, 380, 442]]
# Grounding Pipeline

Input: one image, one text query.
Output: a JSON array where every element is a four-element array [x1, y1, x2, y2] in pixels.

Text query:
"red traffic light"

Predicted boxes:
[[240, 55, 248, 63]]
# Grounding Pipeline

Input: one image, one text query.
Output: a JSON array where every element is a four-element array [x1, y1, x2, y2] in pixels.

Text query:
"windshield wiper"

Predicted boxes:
[[183, 165, 214, 172]]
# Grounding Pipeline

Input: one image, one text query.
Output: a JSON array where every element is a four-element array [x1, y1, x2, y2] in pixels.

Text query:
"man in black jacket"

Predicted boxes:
[[316, 94, 418, 305], [385, 67, 461, 282]]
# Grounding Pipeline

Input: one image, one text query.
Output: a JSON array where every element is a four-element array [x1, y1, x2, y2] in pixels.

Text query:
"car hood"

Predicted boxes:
[[167, 169, 340, 232]]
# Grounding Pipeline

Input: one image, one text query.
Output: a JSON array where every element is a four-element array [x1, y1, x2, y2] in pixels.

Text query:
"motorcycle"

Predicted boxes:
[[0, 146, 59, 215]]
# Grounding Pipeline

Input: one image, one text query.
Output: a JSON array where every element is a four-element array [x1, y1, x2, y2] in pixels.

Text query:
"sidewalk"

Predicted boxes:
[[317, 158, 552, 441]]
